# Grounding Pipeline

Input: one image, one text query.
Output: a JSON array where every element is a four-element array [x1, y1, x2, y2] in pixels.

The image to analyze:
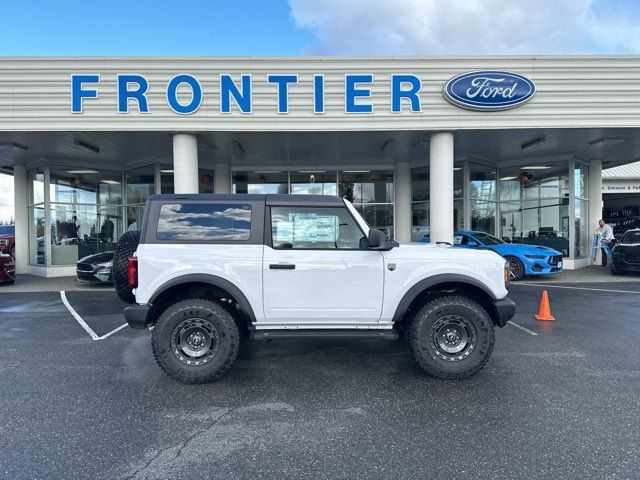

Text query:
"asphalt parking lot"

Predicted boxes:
[[1, 280, 640, 480]]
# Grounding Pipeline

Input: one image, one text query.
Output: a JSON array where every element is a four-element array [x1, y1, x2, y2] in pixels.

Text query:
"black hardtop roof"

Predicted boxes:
[[147, 193, 345, 207]]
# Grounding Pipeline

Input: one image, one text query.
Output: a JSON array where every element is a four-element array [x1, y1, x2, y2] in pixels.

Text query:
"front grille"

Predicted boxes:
[[549, 255, 562, 265], [625, 253, 640, 264], [76, 263, 95, 272]]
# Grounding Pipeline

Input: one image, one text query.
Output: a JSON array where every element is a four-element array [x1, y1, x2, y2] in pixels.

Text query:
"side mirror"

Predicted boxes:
[[368, 229, 397, 250]]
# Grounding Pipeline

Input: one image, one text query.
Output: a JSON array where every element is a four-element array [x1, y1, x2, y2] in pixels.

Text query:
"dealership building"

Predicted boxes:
[[1, 56, 640, 277]]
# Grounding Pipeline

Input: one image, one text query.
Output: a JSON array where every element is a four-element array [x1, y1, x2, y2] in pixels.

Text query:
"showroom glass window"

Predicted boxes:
[[574, 162, 589, 258], [410, 166, 463, 241], [499, 163, 570, 257], [46, 166, 124, 266], [27, 169, 45, 265], [338, 170, 394, 239], [470, 163, 497, 234], [125, 165, 154, 234]]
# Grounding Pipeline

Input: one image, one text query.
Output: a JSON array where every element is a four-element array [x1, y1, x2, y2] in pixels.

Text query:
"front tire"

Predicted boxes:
[[408, 295, 495, 379], [505, 256, 525, 281], [152, 299, 240, 384]]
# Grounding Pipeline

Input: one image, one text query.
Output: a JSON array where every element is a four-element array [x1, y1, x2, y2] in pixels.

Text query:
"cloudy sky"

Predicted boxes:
[[1, 0, 639, 222]]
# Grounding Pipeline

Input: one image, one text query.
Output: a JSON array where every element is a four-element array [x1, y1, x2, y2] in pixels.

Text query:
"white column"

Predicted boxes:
[[589, 159, 603, 263], [173, 134, 199, 194], [394, 161, 411, 242], [13, 164, 29, 274], [429, 132, 454, 244], [214, 162, 232, 194]]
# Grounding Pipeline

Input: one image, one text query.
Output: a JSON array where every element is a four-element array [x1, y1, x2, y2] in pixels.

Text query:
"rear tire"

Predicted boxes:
[[408, 295, 495, 379], [505, 256, 525, 281], [112, 230, 140, 304], [152, 299, 240, 384]]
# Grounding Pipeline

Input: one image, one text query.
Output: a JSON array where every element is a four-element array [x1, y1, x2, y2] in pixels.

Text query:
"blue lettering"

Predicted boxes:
[[267, 74, 297, 113], [166, 74, 202, 115], [345, 74, 373, 113], [314, 75, 324, 114], [220, 74, 252, 113], [71, 74, 100, 113], [117, 74, 150, 113], [391, 74, 422, 112]]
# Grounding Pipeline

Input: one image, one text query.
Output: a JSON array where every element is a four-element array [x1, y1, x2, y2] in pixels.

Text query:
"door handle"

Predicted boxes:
[[269, 263, 296, 270]]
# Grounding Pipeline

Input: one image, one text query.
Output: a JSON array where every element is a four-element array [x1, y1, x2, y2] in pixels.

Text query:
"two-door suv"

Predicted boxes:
[[115, 194, 515, 383]]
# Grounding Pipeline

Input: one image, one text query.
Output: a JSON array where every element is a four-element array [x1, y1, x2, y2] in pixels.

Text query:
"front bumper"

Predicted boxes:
[[124, 304, 150, 329], [492, 297, 516, 327]]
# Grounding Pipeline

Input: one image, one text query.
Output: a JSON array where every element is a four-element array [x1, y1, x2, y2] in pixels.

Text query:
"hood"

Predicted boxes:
[[491, 243, 562, 256], [401, 242, 505, 263], [78, 251, 114, 264]]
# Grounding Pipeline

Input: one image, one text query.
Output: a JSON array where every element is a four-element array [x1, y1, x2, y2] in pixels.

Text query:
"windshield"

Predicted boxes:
[[621, 231, 640, 244], [473, 232, 505, 245]]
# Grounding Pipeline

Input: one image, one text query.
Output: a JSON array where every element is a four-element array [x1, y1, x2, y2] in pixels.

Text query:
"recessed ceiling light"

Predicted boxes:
[[453, 167, 462, 171], [74, 140, 100, 154], [500, 176, 517, 181], [521, 136, 546, 150], [100, 180, 120, 185], [66, 169, 99, 174], [160, 169, 174, 173], [253, 170, 282, 174], [343, 170, 371, 173], [521, 166, 551, 170], [589, 137, 626, 146], [298, 170, 326, 173]]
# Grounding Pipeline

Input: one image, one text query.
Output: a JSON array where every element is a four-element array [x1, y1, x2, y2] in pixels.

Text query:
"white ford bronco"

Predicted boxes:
[[115, 194, 515, 383]]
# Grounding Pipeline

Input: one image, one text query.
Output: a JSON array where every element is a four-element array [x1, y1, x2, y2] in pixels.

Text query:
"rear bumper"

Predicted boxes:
[[492, 297, 516, 327], [124, 304, 150, 329]]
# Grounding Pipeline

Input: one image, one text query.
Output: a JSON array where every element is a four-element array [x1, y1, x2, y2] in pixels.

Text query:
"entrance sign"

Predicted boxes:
[[443, 71, 535, 111]]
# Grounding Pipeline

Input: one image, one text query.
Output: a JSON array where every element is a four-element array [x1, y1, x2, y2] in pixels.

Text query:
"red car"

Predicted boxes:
[[0, 252, 15, 284], [0, 225, 15, 257]]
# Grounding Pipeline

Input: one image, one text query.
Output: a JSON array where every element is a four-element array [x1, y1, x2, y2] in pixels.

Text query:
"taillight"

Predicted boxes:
[[127, 257, 138, 289]]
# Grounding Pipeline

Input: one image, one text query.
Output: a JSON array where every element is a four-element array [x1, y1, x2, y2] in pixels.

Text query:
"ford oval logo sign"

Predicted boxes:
[[443, 71, 535, 111]]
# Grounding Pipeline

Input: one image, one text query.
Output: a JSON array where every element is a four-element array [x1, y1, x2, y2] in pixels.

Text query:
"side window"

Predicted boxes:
[[453, 234, 464, 245], [271, 206, 365, 249], [156, 203, 251, 241]]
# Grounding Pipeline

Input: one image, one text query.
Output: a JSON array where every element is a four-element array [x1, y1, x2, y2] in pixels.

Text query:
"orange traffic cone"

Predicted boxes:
[[534, 290, 555, 321]]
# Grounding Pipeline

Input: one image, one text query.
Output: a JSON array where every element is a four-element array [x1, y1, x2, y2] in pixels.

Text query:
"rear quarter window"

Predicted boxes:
[[156, 203, 251, 241]]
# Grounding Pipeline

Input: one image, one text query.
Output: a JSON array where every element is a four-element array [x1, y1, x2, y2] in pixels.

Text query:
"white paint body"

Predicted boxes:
[[134, 199, 507, 330]]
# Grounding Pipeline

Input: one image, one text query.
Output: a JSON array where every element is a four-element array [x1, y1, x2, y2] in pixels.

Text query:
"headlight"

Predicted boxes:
[[525, 254, 546, 259], [97, 261, 113, 268]]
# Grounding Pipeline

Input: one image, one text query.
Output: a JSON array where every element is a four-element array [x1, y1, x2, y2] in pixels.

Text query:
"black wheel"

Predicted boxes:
[[152, 299, 240, 384], [505, 256, 525, 281], [112, 230, 140, 304], [408, 295, 495, 379]]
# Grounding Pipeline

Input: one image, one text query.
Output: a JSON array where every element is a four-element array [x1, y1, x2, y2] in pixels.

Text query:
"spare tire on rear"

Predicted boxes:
[[113, 230, 141, 304]]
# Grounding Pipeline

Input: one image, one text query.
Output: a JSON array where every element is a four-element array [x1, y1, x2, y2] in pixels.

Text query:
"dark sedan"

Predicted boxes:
[[611, 229, 640, 274], [76, 251, 114, 283], [0, 252, 16, 284]]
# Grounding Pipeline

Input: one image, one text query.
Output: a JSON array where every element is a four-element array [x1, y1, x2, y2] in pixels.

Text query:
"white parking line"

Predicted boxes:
[[507, 320, 538, 336], [60, 290, 128, 341], [514, 283, 640, 295]]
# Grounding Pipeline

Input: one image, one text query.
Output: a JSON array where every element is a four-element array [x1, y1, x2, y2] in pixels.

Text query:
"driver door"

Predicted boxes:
[[262, 204, 384, 325]]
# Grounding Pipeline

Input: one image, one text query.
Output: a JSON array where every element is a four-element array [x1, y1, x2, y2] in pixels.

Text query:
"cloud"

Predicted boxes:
[[0, 174, 14, 224], [288, 0, 640, 55]]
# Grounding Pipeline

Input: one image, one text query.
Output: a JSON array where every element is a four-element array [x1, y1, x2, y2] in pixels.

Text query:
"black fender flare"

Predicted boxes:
[[149, 274, 257, 325], [392, 274, 498, 324]]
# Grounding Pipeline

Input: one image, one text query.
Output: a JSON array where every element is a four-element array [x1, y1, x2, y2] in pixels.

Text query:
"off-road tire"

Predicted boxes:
[[505, 255, 525, 281], [112, 230, 140, 304], [152, 299, 240, 384], [408, 295, 495, 380]]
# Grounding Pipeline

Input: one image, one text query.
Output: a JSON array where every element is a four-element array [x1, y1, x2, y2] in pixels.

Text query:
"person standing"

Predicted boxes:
[[598, 219, 615, 266]]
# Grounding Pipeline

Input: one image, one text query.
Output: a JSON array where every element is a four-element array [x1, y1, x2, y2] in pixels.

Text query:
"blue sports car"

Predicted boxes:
[[421, 231, 563, 281]]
